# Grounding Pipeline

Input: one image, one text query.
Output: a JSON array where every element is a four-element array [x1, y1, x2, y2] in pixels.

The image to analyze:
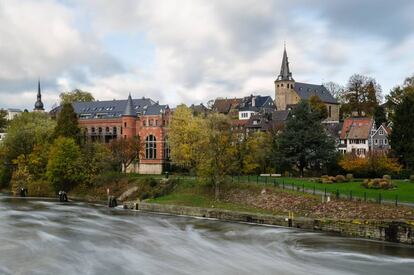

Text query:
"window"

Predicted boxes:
[[379, 139, 383, 145], [106, 127, 110, 133], [328, 106, 332, 118], [155, 120, 158, 126], [149, 119, 153, 126], [384, 139, 388, 145], [124, 122, 127, 127], [98, 127, 102, 134], [143, 120, 146, 126], [113, 127, 117, 134], [145, 135, 157, 159], [379, 129, 384, 135], [374, 139, 378, 145], [281, 84, 284, 87]]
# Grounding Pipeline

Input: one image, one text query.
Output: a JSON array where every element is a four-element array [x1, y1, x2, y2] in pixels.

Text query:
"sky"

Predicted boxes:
[[0, 0, 413, 111]]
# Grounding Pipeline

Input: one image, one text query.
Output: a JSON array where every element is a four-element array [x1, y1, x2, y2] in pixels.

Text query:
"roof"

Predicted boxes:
[[144, 104, 168, 115], [7, 108, 22, 112], [65, 97, 157, 119], [294, 82, 338, 104], [123, 94, 135, 116], [212, 98, 242, 114], [340, 117, 374, 140], [272, 110, 290, 121], [276, 46, 294, 81], [239, 95, 275, 111]]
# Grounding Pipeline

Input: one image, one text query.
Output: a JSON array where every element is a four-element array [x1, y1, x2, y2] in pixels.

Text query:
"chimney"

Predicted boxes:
[[252, 96, 256, 107]]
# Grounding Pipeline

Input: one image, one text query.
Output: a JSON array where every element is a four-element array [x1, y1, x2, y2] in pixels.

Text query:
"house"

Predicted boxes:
[[274, 46, 340, 123], [338, 117, 375, 156], [211, 98, 242, 117], [51, 94, 171, 174], [238, 95, 276, 120], [190, 103, 209, 117], [370, 124, 391, 153]]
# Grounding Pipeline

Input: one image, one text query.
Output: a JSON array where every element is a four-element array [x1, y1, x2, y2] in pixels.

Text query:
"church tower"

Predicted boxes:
[[34, 80, 45, 112], [274, 45, 295, 110]]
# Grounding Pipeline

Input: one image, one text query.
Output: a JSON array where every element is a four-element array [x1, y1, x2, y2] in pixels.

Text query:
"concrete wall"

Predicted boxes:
[[123, 202, 414, 245]]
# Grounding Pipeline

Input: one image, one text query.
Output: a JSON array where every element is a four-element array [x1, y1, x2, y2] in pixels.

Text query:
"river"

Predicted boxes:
[[0, 194, 413, 275]]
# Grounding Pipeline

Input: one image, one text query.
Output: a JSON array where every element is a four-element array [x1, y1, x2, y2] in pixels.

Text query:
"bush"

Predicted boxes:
[[26, 179, 54, 197], [362, 178, 394, 190], [410, 175, 414, 183], [335, 175, 346, 183], [346, 173, 354, 181], [383, 175, 391, 181]]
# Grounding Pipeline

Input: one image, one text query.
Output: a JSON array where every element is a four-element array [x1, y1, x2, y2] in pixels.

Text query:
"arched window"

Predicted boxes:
[[164, 136, 170, 160], [146, 135, 157, 159]]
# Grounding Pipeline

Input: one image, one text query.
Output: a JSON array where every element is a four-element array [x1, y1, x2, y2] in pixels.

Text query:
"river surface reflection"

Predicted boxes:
[[0, 195, 413, 275]]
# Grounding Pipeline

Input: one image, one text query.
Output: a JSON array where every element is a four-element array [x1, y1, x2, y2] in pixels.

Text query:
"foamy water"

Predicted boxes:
[[0, 195, 413, 275]]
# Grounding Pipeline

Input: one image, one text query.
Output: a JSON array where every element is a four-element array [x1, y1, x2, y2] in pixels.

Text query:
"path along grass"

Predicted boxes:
[[234, 176, 414, 204]]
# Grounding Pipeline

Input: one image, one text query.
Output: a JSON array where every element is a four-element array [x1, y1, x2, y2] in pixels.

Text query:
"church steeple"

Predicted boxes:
[[277, 44, 294, 81], [34, 80, 45, 112]]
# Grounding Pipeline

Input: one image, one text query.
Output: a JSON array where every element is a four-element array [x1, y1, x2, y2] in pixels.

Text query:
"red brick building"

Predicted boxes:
[[60, 94, 171, 174]]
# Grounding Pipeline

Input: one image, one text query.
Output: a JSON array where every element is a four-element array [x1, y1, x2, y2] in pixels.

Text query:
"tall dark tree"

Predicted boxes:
[[386, 75, 414, 110], [342, 74, 382, 117], [373, 105, 387, 126], [390, 90, 414, 170], [54, 103, 80, 140], [0, 109, 8, 131], [276, 100, 336, 176]]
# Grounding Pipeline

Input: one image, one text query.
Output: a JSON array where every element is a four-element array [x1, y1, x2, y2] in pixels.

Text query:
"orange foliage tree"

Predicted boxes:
[[339, 152, 402, 177]]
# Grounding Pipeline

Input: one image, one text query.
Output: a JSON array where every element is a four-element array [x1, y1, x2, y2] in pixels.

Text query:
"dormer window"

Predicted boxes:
[[379, 129, 384, 135]]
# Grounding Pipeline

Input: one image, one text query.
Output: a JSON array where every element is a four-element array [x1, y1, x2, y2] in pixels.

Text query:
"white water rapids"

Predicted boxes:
[[0, 195, 413, 274]]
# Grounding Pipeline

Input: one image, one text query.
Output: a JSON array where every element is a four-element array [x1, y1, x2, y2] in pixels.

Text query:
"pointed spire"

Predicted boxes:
[[123, 93, 135, 116], [277, 44, 294, 81], [34, 79, 44, 111]]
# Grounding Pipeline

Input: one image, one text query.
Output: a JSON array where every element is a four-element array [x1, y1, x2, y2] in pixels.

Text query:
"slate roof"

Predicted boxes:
[[239, 95, 275, 111], [49, 97, 163, 119], [272, 110, 290, 121], [294, 82, 338, 104], [123, 94, 135, 116]]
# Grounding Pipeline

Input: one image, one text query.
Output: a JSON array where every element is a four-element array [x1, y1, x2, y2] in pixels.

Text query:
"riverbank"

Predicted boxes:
[[123, 201, 414, 244]]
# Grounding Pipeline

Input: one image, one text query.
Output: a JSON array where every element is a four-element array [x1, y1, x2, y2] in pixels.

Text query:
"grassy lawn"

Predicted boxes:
[[147, 179, 275, 215], [234, 176, 414, 204]]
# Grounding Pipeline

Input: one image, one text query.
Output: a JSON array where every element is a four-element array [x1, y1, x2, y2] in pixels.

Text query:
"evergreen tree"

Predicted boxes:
[[390, 90, 414, 169], [373, 105, 387, 126], [276, 100, 336, 176], [54, 103, 80, 140]]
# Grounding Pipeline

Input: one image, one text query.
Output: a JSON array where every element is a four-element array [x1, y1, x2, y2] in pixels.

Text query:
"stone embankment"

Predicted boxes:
[[124, 201, 414, 245]]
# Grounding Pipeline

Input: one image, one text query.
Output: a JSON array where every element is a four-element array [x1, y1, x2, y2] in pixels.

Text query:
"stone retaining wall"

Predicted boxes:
[[123, 201, 414, 244]]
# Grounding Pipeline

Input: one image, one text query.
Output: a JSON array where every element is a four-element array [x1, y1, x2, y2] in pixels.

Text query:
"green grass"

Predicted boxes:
[[234, 175, 414, 204], [147, 179, 274, 215]]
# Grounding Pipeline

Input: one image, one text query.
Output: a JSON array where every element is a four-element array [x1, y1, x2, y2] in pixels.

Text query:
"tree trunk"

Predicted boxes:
[[214, 182, 220, 201]]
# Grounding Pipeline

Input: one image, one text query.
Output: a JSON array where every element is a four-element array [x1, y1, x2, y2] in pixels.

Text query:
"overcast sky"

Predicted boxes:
[[0, 0, 413, 110]]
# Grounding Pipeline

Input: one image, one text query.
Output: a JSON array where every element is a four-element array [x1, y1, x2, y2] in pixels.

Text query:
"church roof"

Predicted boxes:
[[293, 82, 338, 104], [34, 80, 44, 110], [276, 46, 294, 81]]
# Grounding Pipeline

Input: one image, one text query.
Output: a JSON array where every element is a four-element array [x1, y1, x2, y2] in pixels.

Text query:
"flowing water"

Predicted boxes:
[[0, 194, 413, 275]]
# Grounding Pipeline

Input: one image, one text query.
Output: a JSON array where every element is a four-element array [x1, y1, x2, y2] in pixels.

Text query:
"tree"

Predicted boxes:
[[242, 132, 272, 174], [276, 100, 336, 177], [386, 75, 414, 110], [197, 113, 237, 200], [390, 89, 414, 169], [54, 103, 80, 140], [373, 105, 387, 126], [342, 74, 382, 117], [169, 104, 206, 171], [109, 137, 144, 173], [59, 89, 94, 104], [339, 153, 401, 178], [0, 109, 8, 131], [81, 142, 114, 184], [46, 137, 84, 192], [323, 81, 345, 103], [0, 112, 55, 187], [309, 95, 328, 120]]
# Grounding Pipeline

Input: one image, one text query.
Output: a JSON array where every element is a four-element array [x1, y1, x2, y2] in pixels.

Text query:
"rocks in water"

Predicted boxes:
[[108, 196, 118, 208], [20, 188, 28, 197], [58, 191, 68, 202]]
